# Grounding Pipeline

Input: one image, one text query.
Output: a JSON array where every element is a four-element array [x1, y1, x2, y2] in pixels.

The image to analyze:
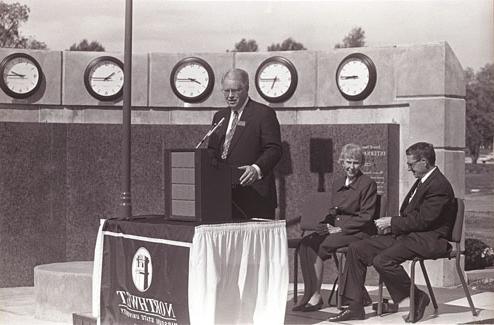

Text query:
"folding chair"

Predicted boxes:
[[288, 192, 330, 303], [332, 195, 385, 309], [376, 198, 478, 322]]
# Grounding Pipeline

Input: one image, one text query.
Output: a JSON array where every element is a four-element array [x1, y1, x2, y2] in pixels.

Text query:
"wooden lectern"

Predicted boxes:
[[164, 148, 232, 222]]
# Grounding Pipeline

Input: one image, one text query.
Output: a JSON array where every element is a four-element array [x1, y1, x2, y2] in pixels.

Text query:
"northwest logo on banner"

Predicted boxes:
[[116, 247, 177, 325], [101, 234, 191, 325], [132, 247, 153, 292]]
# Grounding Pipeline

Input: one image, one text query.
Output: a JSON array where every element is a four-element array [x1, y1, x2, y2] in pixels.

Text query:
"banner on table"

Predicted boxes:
[[100, 231, 191, 325]]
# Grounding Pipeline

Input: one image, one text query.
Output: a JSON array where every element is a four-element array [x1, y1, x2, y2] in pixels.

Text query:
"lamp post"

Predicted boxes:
[[120, 0, 133, 219]]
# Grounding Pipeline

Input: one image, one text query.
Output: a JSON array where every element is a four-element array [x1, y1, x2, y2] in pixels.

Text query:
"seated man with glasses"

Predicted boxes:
[[328, 142, 457, 323], [207, 68, 282, 219]]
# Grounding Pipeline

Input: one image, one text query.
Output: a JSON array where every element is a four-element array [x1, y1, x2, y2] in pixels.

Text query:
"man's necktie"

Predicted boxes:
[[221, 111, 239, 159], [409, 180, 422, 202]]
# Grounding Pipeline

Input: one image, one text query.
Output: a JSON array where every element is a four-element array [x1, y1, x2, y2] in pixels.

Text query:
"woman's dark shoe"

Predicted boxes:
[[292, 302, 307, 312], [292, 298, 324, 312], [328, 307, 365, 322]]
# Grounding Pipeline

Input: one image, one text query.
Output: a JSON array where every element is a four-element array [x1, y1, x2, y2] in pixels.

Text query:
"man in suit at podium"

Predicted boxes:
[[328, 142, 457, 323], [207, 68, 282, 219]]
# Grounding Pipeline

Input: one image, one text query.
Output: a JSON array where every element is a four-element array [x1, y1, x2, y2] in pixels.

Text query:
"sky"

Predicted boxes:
[[14, 0, 494, 71]]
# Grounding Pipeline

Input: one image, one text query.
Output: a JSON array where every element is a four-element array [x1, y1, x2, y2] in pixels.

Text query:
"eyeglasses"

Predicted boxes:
[[406, 159, 421, 168], [222, 88, 244, 95]]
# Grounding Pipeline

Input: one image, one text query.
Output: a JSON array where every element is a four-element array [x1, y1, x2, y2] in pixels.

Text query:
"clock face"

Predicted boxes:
[[336, 53, 377, 101], [170, 57, 214, 103], [0, 53, 42, 99], [255, 56, 298, 103], [84, 56, 124, 101]]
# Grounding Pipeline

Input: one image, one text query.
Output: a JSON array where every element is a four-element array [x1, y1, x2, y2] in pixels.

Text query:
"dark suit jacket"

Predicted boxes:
[[391, 168, 457, 258], [207, 98, 282, 218]]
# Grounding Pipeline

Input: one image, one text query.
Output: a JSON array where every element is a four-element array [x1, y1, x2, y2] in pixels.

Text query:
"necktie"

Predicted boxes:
[[409, 180, 422, 202], [221, 111, 239, 159]]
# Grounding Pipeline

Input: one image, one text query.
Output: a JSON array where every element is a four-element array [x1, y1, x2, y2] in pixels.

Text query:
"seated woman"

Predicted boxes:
[[293, 143, 378, 312]]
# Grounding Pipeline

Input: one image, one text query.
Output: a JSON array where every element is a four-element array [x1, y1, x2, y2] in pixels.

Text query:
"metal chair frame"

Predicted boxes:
[[290, 194, 383, 306], [376, 198, 478, 322]]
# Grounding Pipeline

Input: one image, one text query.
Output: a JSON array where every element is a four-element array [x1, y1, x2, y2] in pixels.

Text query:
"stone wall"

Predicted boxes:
[[0, 123, 398, 286], [0, 42, 465, 287]]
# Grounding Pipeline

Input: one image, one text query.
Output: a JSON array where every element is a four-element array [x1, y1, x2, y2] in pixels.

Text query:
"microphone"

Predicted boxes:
[[195, 117, 225, 149]]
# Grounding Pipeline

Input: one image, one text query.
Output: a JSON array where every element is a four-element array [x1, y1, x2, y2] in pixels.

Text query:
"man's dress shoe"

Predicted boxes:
[[405, 290, 430, 323], [292, 298, 323, 312], [328, 307, 365, 322]]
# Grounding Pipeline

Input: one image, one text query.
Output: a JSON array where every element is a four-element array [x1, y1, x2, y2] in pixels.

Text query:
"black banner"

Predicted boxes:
[[100, 217, 196, 325]]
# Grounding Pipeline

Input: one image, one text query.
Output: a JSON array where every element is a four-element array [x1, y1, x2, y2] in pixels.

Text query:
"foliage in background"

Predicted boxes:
[[334, 26, 366, 48], [0, 1, 47, 49], [465, 238, 494, 271], [267, 37, 306, 51], [465, 64, 494, 163], [68, 39, 105, 52], [230, 38, 258, 52]]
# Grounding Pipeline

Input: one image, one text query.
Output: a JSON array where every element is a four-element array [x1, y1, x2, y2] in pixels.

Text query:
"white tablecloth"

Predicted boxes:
[[189, 220, 288, 325], [93, 219, 288, 325]]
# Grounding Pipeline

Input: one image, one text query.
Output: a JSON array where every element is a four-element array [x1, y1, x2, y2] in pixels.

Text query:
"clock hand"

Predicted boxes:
[[259, 78, 276, 81], [176, 78, 202, 85], [271, 76, 278, 89], [340, 75, 359, 80], [7, 71, 26, 78], [188, 78, 201, 85], [103, 72, 116, 81]]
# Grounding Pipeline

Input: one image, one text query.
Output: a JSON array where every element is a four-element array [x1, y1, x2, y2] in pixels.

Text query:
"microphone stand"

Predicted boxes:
[[195, 117, 225, 149]]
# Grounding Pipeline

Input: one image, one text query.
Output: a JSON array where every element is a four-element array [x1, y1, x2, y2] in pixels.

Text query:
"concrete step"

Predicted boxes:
[[34, 261, 93, 323]]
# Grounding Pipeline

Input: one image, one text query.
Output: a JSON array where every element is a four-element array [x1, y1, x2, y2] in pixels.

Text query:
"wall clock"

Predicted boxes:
[[84, 56, 124, 101], [336, 53, 377, 101], [0, 53, 42, 99], [170, 57, 215, 103], [255, 56, 298, 103]]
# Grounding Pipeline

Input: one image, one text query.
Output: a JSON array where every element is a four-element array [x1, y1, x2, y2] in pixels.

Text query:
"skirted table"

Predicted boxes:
[[92, 216, 288, 325]]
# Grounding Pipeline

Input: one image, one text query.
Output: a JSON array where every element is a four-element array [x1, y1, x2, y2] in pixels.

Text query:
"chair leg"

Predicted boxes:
[[419, 259, 438, 311], [377, 276, 384, 316], [410, 259, 417, 323], [455, 253, 478, 316], [328, 276, 338, 306], [293, 246, 299, 304], [336, 252, 344, 310]]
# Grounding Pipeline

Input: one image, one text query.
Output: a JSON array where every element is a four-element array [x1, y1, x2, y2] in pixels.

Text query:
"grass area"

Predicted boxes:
[[465, 163, 494, 247], [465, 163, 494, 277], [465, 214, 494, 248], [466, 163, 494, 193]]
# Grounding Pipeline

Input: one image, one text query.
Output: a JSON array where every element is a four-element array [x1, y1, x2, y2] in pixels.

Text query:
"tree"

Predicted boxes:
[[68, 39, 105, 51], [465, 63, 494, 163], [334, 26, 366, 49], [0, 1, 47, 49], [267, 37, 306, 51], [231, 38, 258, 52]]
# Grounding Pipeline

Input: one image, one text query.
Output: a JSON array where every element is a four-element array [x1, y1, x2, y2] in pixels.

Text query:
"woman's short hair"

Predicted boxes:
[[338, 143, 365, 165]]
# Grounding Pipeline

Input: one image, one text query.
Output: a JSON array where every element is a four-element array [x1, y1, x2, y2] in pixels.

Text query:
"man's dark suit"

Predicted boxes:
[[340, 167, 456, 306], [207, 98, 282, 219]]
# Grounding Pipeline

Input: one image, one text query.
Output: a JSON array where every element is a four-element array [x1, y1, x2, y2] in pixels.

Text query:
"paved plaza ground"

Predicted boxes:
[[1, 283, 493, 324], [1, 165, 492, 324]]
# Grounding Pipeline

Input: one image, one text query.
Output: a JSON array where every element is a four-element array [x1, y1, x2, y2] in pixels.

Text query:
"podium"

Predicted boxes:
[[164, 148, 232, 222]]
